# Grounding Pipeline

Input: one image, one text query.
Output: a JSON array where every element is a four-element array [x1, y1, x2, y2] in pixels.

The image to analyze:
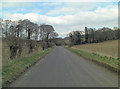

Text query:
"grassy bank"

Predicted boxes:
[[2, 47, 55, 87], [65, 46, 119, 72]]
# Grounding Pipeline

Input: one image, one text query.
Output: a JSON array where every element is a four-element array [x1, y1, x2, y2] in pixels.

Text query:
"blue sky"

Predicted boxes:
[[1, 2, 118, 37], [2, 2, 117, 16]]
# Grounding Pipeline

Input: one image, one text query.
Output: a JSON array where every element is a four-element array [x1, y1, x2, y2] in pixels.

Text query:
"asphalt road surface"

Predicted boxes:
[[11, 46, 118, 87]]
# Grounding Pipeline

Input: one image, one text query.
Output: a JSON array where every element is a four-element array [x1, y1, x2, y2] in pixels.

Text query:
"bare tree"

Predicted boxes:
[[33, 24, 39, 40], [40, 24, 57, 49], [0, 18, 3, 38], [40, 24, 55, 41], [4, 20, 11, 37], [2, 19, 58, 58], [85, 27, 88, 43]]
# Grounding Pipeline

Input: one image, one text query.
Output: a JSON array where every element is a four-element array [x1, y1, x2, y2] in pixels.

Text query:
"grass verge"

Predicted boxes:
[[64, 46, 119, 73], [2, 47, 55, 87]]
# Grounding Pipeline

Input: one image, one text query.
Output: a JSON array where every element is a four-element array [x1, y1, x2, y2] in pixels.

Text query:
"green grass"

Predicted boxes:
[[2, 47, 55, 87], [64, 46, 119, 72]]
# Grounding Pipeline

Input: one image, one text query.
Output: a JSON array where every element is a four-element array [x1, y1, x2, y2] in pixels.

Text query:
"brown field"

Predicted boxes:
[[73, 40, 118, 58]]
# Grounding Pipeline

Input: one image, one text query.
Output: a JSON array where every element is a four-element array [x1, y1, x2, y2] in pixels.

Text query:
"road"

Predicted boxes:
[[11, 46, 118, 87]]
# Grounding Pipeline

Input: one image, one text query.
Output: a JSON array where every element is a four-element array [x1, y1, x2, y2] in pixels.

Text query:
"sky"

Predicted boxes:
[[1, 1, 118, 37]]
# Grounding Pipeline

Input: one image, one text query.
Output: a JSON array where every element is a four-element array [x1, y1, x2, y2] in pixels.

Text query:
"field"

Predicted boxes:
[[73, 40, 118, 58]]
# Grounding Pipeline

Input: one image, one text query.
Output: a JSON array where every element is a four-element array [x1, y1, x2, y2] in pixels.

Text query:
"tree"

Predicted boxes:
[[85, 27, 88, 43], [34, 24, 39, 40], [0, 18, 2, 38], [40, 24, 55, 41], [9, 25, 15, 36], [74, 31, 81, 45], [68, 31, 82, 46], [20, 19, 31, 39], [88, 28, 95, 43], [27, 22, 35, 39], [2, 18, 58, 59], [4, 20, 11, 37], [40, 24, 57, 49], [69, 32, 74, 47], [16, 20, 23, 38]]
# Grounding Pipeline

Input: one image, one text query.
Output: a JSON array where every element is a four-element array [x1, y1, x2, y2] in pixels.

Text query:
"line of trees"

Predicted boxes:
[[69, 27, 119, 47], [2, 19, 58, 41], [1, 19, 58, 59]]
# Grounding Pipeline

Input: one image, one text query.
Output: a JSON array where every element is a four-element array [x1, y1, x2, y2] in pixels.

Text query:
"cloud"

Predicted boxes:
[[39, 2, 63, 6], [2, 2, 33, 8], [3, 4, 118, 37], [46, 2, 117, 16], [46, 7, 81, 15]]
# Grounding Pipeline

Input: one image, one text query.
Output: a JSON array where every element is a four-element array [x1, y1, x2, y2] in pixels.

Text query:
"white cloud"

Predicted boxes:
[[39, 2, 63, 6], [47, 7, 81, 15], [3, 5, 118, 37], [46, 2, 117, 16], [2, 2, 33, 8]]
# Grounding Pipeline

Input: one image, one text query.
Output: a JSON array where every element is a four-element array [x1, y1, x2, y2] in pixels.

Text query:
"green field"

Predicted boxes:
[[2, 47, 54, 87]]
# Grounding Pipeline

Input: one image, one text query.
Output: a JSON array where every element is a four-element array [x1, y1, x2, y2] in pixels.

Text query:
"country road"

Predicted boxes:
[[11, 46, 118, 87]]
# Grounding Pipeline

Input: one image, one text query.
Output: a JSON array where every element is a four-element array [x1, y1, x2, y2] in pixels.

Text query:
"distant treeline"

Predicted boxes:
[[68, 27, 119, 47], [1, 19, 58, 59]]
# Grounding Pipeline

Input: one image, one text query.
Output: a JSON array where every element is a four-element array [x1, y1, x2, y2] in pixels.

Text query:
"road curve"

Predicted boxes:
[[11, 46, 118, 87]]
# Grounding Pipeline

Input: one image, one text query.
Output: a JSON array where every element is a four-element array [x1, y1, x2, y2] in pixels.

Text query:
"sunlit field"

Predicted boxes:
[[73, 40, 118, 58]]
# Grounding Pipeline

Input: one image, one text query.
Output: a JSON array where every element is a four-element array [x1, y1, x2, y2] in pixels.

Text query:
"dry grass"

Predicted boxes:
[[73, 40, 118, 58]]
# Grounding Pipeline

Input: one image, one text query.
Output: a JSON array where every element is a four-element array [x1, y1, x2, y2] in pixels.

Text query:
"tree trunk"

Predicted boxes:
[[28, 29, 30, 39]]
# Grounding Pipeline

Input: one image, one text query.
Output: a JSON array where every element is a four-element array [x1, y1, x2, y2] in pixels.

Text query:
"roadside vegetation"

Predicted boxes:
[[1, 19, 58, 87], [1, 18, 120, 86], [64, 27, 119, 72], [1, 19, 58, 63], [2, 47, 54, 87], [65, 46, 119, 72]]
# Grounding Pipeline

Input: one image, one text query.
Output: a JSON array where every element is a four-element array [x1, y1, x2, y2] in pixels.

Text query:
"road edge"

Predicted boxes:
[[64, 46, 119, 73], [2, 47, 55, 87]]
